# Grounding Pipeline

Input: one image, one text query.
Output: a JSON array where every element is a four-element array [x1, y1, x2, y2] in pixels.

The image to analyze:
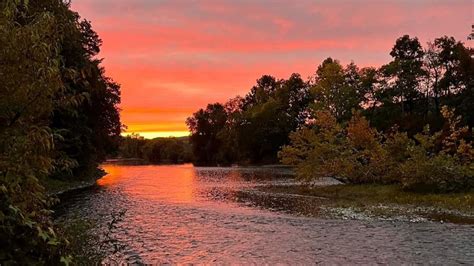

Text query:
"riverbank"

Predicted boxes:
[[54, 164, 474, 263], [42, 168, 105, 195], [248, 184, 474, 224]]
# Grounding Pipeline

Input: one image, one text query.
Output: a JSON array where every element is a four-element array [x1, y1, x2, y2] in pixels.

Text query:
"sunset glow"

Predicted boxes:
[[72, 0, 472, 138]]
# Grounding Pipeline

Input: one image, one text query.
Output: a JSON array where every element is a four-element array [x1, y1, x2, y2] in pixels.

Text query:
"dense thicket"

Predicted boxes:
[[119, 135, 193, 164], [280, 107, 473, 192], [187, 35, 473, 167], [0, 0, 121, 263]]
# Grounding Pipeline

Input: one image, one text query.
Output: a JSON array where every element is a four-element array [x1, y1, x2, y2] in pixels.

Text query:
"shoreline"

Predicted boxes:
[[243, 184, 474, 225], [49, 180, 98, 196], [50, 163, 473, 224], [44, 169, 106, 196]]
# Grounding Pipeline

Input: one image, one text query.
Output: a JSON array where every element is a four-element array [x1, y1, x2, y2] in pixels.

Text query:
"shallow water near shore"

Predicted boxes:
[[55, 163, 474, 264]]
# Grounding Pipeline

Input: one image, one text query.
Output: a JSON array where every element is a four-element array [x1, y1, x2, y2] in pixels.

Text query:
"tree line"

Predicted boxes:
[[187, 34, 473, 175], [1, 0, 121, 263], [119, 134, 193, 164]]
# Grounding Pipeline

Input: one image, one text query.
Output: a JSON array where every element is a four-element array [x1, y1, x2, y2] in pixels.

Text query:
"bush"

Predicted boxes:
[[398, 107, 474, 192], [280, 107, 474, 193], [279, 110, 347, 182], [399, 151, 473, 192]]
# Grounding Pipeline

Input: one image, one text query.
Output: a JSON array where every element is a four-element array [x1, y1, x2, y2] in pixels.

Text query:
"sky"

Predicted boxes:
[[71, 0, 473, 139]]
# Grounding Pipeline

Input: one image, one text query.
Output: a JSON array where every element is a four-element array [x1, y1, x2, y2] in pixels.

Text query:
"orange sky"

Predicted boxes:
[[72, 0, 472, 138]]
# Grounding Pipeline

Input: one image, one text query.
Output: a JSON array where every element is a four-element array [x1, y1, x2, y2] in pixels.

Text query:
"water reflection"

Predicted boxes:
[[56, 164, 474, 264], [98, 164, 293, 205], [99, 164, 197, 203]]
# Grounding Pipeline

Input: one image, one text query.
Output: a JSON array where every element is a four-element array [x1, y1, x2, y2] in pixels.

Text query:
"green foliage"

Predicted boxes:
[[0, 1, 66, 263], [398, 107, 474, 192], [383, 35, 425, 112], [279, 110, 345, 181], [188, 74, 312, 165], [119, 133, 147, 159], [189, 33, 472, 177], [311, 58, 363, 122], [46, 2, 121, 180], [186, 103, 228, 165], [0, 0, 121, 263], [279, 110, 391, 184], [119, 135, 193, 164], [280, 106, 473, 193], [142, 137, 192, 164]]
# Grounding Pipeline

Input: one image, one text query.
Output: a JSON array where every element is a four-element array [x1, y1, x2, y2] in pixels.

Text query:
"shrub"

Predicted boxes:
[[399, 107, 474, 192], [279, 110, 347, 182], [280, 111, 391, 184], [399, 151, 473, 192], [280, 106, 473, 193]]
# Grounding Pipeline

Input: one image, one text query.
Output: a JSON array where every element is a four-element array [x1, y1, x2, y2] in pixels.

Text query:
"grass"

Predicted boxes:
[[42, 168, 105, 195], [258, 184, 474, 223]]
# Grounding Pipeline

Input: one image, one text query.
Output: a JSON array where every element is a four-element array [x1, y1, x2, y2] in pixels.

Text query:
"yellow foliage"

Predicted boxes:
[[347, 112, 379, 150], [280, 106, 473, 192]]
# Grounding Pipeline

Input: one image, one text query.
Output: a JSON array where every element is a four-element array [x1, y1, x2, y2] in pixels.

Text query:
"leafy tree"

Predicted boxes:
[[431, 36, 474, 126], [277, 73, 312, 127], [311, 58, 362, 122], [119, 133, 146, 159], [189, 34, 473, 191], [236, 74, 312, 163], [380, 35, 425, 114], [0, 0, 68, 263], [39, 1, 122, 180], [279, 110, 347, 181], [0, 0, 121, 263], [188, 73, 313, 165], [186, 103, 228, 165], [141, 137, 192, 164], [242, 75, 280, 109]]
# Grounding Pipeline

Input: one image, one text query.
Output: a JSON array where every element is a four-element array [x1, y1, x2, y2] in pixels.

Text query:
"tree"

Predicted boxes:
[[242, 75, 280, 109], [0, 0, 122, 262], [43, 2, 122, 180], [431, 36, 474, 126], [311, 58, 362, 122], [0, 0, 68, 262], [279, 110, 347, 181], [119, 133, 146, 158], [236, 74, 312, 163], [186, 103, 228, 165], [380, 35, 425, 114]]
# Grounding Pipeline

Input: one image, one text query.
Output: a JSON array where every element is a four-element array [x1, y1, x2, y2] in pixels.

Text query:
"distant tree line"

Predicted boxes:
[[0, 0, 121, 263], [187, 35, 473, 168], [119, 134, 193, 164]]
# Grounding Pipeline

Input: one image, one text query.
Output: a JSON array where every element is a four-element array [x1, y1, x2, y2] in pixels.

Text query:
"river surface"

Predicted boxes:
[[56, 163, 474, 264]]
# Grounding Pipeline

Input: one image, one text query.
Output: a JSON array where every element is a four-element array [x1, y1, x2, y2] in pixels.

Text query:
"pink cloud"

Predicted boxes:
[[71, 0, 473, 137]]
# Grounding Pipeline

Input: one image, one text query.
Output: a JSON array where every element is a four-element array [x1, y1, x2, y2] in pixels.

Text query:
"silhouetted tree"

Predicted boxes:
[[186, 103, 228, 165], [381, 35, 425, 114]]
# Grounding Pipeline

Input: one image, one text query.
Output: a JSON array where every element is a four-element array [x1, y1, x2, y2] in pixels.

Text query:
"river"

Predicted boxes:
[[55, 163, 474, 264]]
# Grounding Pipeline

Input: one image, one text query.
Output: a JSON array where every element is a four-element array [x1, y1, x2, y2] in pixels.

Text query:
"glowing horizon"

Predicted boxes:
[[72, 0, 472, 138], [121, 131, 189, 139]]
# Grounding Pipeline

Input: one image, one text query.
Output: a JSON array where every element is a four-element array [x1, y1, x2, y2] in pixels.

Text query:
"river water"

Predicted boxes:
[[56, 163, 474, 264]]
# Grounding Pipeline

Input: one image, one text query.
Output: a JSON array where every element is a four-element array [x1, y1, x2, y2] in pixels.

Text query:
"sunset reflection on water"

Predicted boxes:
[[99, 164, 198, 203], [97, 163, 289, 205], [56, 164, 474, 264]]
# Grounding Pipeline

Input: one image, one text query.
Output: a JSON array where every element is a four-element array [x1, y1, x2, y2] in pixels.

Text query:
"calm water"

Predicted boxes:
[[56, 163, 474, 264]]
